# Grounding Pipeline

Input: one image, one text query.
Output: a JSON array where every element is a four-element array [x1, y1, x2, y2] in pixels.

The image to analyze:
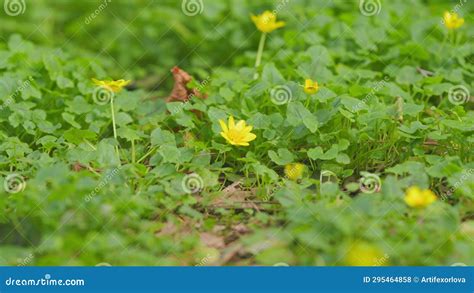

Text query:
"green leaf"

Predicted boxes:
[[307, 146, 324, 160], [97, 140, 120, 167], [261, 63, 284, 84], [340, 94, 367, 112], [151, 128, 176, 146], [159, 145, 180, 163], [63, 129, 97, 145], [336, 153, 350, 164], [219, 87, 234, 101], [56, 75, 74, 89], [115, 112, 133, 126], [396, 66, 422, 85], [268, 148, 295, 165], [62, 113, 81, 128], [287, 102, 318, 133], [117, 127, 141, 141], [248, 113, 270, 129]]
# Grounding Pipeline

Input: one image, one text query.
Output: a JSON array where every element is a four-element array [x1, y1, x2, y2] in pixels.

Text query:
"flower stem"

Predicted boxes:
[[253, 33, 267, 79], [83, 139, 97, 151], [137, 146, 157, 164], [131, 139, 136, 164], [110, 96, 120, 161]]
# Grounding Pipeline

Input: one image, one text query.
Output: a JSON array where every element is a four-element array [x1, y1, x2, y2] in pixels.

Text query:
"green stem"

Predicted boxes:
[[305, 94, 311, 107], [131, 140, 136, 164], [253, 33, 267, 79], [110, 96, 120, 161], [83, 139, 97, 151], [137, 146, 157, 164], [449, 30, 455, 45]]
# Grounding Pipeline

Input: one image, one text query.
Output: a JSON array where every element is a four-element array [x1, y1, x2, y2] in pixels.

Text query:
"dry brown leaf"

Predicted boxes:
[[232, 223, 250, 234], [222, 180, 242, 194], [206, 185, 271, 211], [155, 221, 177, 237], [155, 217, 194, 238], [70, 162, 101, 173], [71, 162, 85, 172], [200, 232, 225, 249], [212, 225, 226, 233], [166, 66, 207, 102], [215, 242, 244, 266], [416, 67, 434, 77], [211, 189, 253, 207]]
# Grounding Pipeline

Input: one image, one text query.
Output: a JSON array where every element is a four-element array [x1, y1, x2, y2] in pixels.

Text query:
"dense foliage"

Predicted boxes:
[[0, 0, 473, 266]]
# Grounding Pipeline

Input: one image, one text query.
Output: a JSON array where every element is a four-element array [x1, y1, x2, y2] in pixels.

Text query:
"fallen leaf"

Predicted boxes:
[[232, 223, 250, 234], [155, 221, 177, 237], [200, 232, 225, 249], [216, 242, 244, 265], [166, 66, 207, 102]]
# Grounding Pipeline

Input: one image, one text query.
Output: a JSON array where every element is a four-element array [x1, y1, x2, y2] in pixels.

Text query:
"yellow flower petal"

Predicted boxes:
[[219, 119, 228, 133], [345, 242, 386, 266], [244, 133, 257, 141], [236, 142, 250, 146], [443, 11, 464, 29], [304, 78, 319, 94], [284, 163, 305, 181], [251, 11, 285, 33], [404, 186, 437, 208], [91, 78, 130, 93], [274, 21, 286, 29], [236, 120, 246, 130], [218, 116, 257, 147], [228, 116, 235, 128]]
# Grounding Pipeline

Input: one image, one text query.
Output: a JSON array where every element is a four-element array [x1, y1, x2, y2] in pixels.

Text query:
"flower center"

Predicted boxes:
[[228, 129, 245, 142]]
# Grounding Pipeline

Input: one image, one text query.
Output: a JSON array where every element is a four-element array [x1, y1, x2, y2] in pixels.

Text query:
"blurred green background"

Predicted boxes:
[[1, 0, 471, 86], [0, 0, 472, 266]]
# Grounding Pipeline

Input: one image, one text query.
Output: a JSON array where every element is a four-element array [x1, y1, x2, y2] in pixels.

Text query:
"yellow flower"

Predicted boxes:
[[404, 186, 437, 208], [92, 78, 131, 93], [443, 11, 464, 30], [284, 163, 305, 181], [251, 11, 285, 33], [219, 116, 256, 147], [304, 79, 319, 95], [345, 242, 387, 266]]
